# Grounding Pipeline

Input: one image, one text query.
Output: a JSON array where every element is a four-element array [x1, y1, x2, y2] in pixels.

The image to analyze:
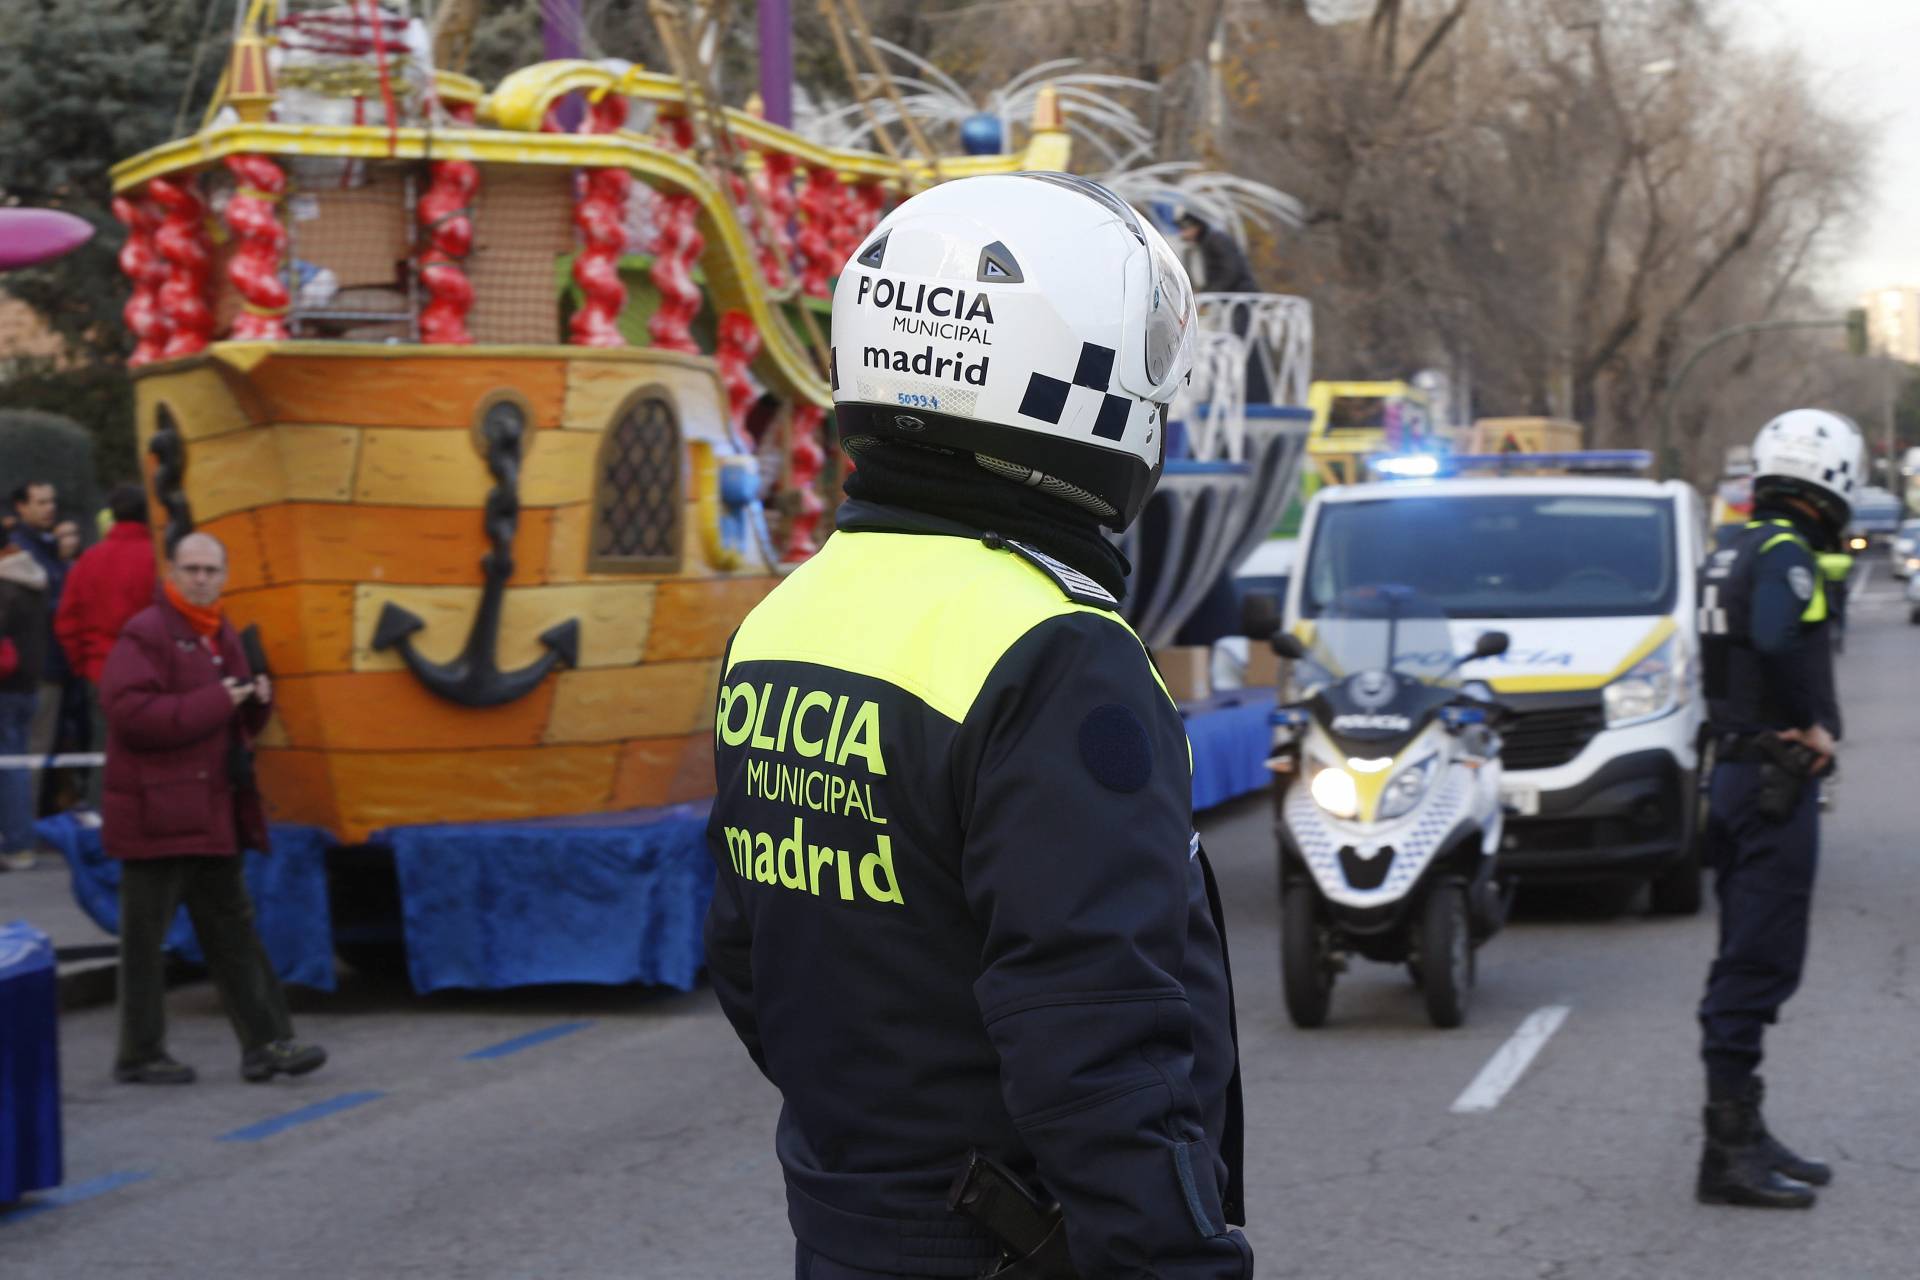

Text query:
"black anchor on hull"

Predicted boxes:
[[372, 396, 580, 708]]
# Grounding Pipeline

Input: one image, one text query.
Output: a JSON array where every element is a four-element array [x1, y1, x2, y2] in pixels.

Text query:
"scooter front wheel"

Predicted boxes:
[[1282, 882, 1334, 1028], [1420, 882, 1474, 1029]]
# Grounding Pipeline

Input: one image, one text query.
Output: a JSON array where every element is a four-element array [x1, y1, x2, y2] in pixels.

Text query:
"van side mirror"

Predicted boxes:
[[1240, 590, 1280, 640], [1473, 630, 1510, 659], [1272, 633, 1308, 661]]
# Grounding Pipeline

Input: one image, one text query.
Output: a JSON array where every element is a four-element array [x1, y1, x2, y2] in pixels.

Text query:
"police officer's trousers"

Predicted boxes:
[[1698, 760, 1819, 1084], [797, 1243, 942, 1280]]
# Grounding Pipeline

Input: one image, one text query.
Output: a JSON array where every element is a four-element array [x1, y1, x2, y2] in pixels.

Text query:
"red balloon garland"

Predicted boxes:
[[223, 154, 291, 341], [568, 93, 632, 347], [148, 177, 214, 360], [113, 193, 171, 367], [418, 101, 478, 345]]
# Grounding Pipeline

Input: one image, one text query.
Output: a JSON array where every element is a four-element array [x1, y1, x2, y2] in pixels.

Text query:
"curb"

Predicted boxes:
[[55, 956, 215, 1013], [57, 957, 118, 1011]]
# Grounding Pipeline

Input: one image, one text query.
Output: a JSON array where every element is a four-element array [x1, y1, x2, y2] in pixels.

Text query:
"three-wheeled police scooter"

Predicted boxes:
[[1251, 586, 1514, 1028]]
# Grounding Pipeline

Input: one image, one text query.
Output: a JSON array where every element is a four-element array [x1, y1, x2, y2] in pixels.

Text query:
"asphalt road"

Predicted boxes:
[[6, 570, 1920, 1278]]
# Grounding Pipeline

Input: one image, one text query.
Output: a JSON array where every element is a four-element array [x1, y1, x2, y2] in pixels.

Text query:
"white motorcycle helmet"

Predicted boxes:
[[1750, 409, 1863, 534], [829, 173, 1196, 530]]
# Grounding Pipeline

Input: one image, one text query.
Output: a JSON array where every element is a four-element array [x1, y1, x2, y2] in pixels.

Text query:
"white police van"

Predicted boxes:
[[1283, 453, 1707, 912]]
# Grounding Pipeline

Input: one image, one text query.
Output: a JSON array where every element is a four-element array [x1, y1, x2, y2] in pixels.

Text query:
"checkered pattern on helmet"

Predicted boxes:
[[1017, 341, 1132, 441]]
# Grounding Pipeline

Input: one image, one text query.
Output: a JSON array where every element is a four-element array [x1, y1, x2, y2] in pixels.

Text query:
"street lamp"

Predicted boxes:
[[1654, 311, 1868, 479]]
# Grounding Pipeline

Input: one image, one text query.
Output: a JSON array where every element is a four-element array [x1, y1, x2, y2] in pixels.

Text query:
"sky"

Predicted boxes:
[[1740, 0, 1920, 302]]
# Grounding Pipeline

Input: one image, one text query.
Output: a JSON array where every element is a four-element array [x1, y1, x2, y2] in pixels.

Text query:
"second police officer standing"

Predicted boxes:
[[1694, 408, 1860, 1209], [705, 174, 1249, 1277]]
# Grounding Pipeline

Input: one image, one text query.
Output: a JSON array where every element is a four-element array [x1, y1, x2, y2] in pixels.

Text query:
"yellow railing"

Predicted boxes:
[[481, 60, 1070, 183], [108, 59, 1073, 409]]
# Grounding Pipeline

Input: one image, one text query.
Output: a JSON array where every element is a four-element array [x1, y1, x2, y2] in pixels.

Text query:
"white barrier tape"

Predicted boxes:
[[0, 753, 106, 769]]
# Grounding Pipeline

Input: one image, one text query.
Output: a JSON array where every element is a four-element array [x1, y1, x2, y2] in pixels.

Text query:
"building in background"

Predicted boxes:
[[1860, 285, 1920, 363]]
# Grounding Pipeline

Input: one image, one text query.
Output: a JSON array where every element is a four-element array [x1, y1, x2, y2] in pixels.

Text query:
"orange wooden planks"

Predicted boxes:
[[644, 576, 779, 662], [196, 511, 272, 592], [223, 583, 356, 675], [611, 736, 685, 809], [268, 670, 557, 752], [253, 503, 555, 585], [248, 354, 568, 429], [327, 744, 621, 841], [255, 748, 339, 832], [545, 658, 720, 743]]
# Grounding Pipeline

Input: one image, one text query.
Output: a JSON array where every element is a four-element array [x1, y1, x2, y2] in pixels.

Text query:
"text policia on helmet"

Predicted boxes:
[[827, 173, 1197, 531]]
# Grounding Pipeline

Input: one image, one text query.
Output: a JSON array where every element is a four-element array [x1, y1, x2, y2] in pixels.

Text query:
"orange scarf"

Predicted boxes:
[[163, 578, 225, 638]]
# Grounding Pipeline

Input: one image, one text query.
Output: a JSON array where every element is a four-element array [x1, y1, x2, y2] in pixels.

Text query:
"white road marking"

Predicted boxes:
[[1449, 1004, 1571, 1114]]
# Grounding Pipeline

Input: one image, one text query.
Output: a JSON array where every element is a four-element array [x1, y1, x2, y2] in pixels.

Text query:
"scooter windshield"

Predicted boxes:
[[1304, 585, 1461, 687]]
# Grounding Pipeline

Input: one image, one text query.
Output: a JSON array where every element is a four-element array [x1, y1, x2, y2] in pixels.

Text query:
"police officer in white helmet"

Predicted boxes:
[[1694, 408, 1859, 1208], [705, 174, 1248, 1277]]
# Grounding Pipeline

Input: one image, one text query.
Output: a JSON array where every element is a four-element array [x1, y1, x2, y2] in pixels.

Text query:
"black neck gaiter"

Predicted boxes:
[[839, 442, 1132, 600]]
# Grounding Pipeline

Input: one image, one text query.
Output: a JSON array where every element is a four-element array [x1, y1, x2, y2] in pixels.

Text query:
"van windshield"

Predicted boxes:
[[1302, 493, 1677, 620]]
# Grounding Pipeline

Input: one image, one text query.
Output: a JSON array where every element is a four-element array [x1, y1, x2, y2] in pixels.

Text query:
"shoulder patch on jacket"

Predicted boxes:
[[1004, 540, 1119, 610]]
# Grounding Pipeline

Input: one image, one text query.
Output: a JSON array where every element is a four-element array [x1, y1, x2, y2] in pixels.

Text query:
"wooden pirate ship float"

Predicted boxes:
[[109, 1, 1077, 845], [86, 0, 1318, 992]]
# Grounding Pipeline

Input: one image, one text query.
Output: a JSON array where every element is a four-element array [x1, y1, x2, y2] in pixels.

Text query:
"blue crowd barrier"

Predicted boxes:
[[1184, 689, 1277, 813], [0, 921, 61, 1204]]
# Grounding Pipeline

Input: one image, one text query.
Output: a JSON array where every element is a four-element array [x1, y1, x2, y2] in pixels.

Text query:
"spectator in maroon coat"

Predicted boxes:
[[99, 531, 326, 1086], [55, 487, 158, 810]]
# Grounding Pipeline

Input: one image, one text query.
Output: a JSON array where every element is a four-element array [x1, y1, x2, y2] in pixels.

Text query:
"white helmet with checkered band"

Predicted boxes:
[[829, 172, 1195, 530], [1751, 408, 1862, 535]]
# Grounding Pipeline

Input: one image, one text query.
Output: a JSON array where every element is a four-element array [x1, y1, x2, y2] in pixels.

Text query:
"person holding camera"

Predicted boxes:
[[99, 531, 325, 1085], [1693, 409, 1859, 1208]]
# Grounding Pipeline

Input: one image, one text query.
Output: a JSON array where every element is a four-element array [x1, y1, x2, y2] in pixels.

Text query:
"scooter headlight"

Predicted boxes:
[[1604, 637, 1680, 728], [1376, 755, 1438, 821], [1308, 761, 1359, 819]]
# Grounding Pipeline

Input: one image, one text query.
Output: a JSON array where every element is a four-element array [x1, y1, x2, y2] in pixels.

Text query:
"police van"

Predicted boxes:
[[1283, 452, 1707, 912]]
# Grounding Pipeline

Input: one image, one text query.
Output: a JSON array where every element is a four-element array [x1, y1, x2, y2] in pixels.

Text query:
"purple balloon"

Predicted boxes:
[[0, 208, 96, 271]]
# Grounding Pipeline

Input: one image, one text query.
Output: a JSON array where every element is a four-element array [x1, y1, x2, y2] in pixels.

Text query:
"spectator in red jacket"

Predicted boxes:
[[55, 486, 157, 685], [100, 531, 326, 1086], [55, 486, 157, 812]]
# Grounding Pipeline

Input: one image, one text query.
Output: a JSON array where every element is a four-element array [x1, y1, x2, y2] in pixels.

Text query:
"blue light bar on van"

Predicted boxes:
[[1366, 450, 1652, 479], [1371, 454, 1441, 478]]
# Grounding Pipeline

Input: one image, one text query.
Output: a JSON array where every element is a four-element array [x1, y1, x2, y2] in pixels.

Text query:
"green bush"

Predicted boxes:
[[0, 407, 102, 542], [0, 359, 136, 486]]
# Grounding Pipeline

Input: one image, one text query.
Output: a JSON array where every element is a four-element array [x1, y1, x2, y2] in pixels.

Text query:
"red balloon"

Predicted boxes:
[[0, 208, 95, 270]]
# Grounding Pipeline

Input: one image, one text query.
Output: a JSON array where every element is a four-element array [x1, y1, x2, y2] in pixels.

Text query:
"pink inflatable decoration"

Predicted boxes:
[[0, 208, 95, 271]]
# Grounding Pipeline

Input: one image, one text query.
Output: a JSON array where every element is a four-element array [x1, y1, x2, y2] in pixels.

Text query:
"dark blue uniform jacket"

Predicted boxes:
[[1700, 506, 1838, 737], [705, 502, 1249, 1278]]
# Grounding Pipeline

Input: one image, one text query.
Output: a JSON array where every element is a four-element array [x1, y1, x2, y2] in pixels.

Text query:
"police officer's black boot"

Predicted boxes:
[[1748, 1075, 1832, 1187], [1698, 1076, 1816, 1208]]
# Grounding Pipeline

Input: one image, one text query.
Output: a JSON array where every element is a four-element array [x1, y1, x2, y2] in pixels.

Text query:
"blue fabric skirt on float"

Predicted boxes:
[[375, 802, 715, 995]]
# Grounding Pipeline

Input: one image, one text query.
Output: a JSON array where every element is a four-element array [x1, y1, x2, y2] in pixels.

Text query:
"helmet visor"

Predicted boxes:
[[1121, 237, 1195, 400]]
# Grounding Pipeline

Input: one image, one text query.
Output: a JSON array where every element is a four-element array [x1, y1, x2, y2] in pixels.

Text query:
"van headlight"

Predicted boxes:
[[1307, 761, 1359, 819], [1604, 638, 1680, 727], [1377, 755, 1437, 821]]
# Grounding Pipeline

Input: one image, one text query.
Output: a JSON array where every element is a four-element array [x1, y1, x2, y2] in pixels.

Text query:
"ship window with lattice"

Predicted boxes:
[[589, 390, 683, 573]]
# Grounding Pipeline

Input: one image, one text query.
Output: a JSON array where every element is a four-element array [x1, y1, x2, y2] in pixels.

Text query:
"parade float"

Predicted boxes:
[[66, 0, 1314, 993]]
